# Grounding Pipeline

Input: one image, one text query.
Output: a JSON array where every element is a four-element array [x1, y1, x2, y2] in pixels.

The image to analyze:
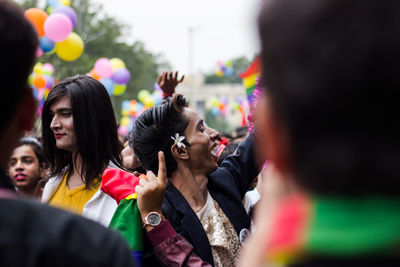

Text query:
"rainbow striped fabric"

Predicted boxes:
[[239, 56, 261, 104], [101, 167, 143, 266], [263, 193, 400, 266]]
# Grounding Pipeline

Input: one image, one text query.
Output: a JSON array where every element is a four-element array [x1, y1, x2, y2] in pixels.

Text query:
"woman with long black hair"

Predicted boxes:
[[41, 75, 123, 226]]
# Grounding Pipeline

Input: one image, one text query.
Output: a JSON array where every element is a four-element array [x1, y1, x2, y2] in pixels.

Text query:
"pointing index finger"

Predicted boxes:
[[157, 151, 167, 184]]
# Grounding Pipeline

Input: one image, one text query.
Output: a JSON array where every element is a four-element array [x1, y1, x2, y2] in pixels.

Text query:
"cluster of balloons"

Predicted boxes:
[[87, 58, 131, 96], [118, 89, 163, 136], [216, 61, 234, 77], [24, 0, 84, 61], [209, 96, 228, 116], [28, 62, 55, 115], [208, 95, 249, 126]]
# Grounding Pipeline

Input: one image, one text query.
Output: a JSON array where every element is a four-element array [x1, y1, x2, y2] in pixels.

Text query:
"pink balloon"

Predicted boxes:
[[35, 47, 43, 58], [94, 58, 113, 78], [44, 13, 72, 42]]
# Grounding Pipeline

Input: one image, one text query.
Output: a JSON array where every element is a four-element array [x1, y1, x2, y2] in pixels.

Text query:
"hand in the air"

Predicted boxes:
[[157, 71, 185, 96]]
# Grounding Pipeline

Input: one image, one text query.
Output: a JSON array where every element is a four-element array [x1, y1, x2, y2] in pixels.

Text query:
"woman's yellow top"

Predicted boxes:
[[49, 173, 100, 215]]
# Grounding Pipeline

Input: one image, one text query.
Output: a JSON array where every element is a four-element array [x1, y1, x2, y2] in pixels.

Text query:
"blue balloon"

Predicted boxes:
[[47, 0, 61, 8], [211, 107, 220, 116], [225, 67, 234, 77], [100, 78, 115, 95], [122, 100, 131, 110], [40, 37, 55, 52]]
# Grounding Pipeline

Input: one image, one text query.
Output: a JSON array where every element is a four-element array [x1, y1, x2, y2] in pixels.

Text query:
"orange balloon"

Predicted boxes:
[[24, 8, 48, 37], [33, 74, 46, 89], [89, 69, 100, 80]]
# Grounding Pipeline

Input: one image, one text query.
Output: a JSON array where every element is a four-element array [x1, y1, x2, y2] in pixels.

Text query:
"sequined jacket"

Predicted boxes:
[[143, 133, 260, 266]]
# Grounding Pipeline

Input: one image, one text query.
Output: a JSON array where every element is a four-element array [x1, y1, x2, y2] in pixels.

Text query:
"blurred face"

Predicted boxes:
[[8, 145, 41, 190], [183, 108, 221, 175], [49, 95, 78, 153]]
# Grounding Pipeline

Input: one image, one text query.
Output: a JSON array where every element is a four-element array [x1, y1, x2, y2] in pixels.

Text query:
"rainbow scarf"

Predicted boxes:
[[101, 168, 143, 266], [264, 194, 400, 266]]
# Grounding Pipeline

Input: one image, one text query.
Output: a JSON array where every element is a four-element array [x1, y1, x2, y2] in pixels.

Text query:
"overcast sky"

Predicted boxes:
[[96, 0, 262, 75]]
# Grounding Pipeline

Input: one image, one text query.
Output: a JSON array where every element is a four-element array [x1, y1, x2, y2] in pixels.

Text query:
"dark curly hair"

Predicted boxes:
[[131, 94, 190, 177]]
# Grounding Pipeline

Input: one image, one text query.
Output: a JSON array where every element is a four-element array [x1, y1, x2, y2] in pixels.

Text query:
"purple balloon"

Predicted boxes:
[[52, 6, 77, 28], [45, 75, 55, 89], [112, 68, 131, 84]]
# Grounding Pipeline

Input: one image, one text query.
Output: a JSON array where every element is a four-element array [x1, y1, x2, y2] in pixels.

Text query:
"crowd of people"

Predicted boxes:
[[2, 0, 400, 266]]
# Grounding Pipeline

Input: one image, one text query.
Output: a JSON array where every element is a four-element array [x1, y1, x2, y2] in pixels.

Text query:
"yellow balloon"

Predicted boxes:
[[33, 63, 43, 74], [60, 0, 71, 6], [110, 58, 126, 70], [113, 84, 127, 96], [121, 109, 130, 117], [143, 96, 154, 107], [55, 32, 84, 61], [120, 117, 130, 126]]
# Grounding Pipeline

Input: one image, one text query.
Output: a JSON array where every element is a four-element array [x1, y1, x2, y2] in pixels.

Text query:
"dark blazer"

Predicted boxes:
[[152, 133, 260, 266]]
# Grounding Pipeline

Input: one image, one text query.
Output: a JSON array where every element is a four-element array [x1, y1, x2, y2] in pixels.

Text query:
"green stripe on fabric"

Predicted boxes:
[[307, 197, 400, 256], [109, 198, 143, 251], [246, 85, 256, 95]]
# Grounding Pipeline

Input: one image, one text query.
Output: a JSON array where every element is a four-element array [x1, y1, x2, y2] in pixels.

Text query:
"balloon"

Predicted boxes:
[[52, 6, 77, 28], [100, 78, 115, 95], [42, 63, 54, 74], [211, 107, 220, 116], [216, 70, 224, 77], [55, 32, 84, 61], [118, 125, 129, 136], [110, 58, 126, 70], [122, 100, 131, 111], [33, 63, 43, 74], [210, 97, 219, 107], [113, 84, 127, 96], [44, 13, 73, 42], [47, 0, 61, 8], [28, 75, 34, 86], [120, 117, 130, 126], [225, 67, 234, 77], [39, 36, 55, 52], [88, 69, 100, 80], [226, 61, 232, 67], [121, 109, 130, 117], [94, 58, 113, 78], [60, 0, 71, 6], [36, 47, 43, 58], [137, 90, 151, 102], [112, 68, 131, 84], [33, 74, 46, 89], [143, 96, 154, 107], [45, 75, 55, 89], [24, 8, 48, 37]]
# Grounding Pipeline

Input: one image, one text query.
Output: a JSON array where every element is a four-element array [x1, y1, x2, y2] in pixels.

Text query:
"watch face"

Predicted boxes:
[[148, 213, 161, 226]]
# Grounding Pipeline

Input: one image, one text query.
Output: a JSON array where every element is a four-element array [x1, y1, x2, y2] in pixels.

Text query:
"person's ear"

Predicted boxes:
[[171, 143, 189, 161], [19, 88, 36, 131]]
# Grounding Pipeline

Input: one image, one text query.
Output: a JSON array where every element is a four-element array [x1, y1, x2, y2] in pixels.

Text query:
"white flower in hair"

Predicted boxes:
[[171, 133, 186, 148]]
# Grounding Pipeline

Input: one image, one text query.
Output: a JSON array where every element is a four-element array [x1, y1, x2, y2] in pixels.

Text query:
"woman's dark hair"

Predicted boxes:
[[258, 0, 400, 195], [131, 94, 189, 177], [42, 75, 123, 187], [18, 136, 47, 168]]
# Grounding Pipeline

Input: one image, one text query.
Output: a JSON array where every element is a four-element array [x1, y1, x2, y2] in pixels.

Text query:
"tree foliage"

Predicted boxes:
[[16, 0, 164, 120]]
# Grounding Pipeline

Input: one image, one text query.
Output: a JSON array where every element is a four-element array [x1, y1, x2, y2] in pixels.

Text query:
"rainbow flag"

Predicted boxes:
[[101, 168, 143, 266], [239, 56, 261, 104]]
